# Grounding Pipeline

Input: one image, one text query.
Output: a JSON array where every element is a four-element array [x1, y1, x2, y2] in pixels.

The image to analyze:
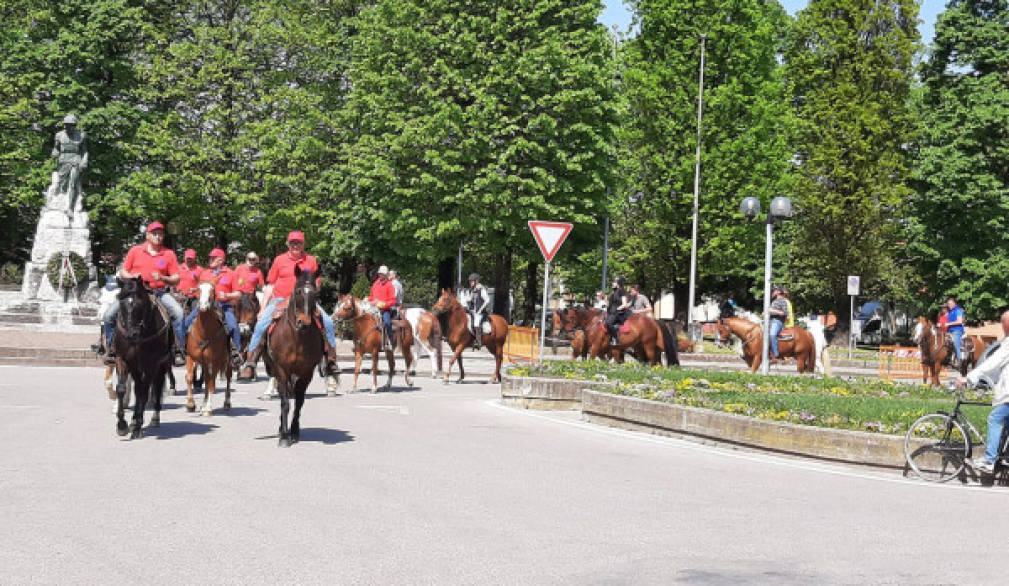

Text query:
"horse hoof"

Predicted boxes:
[[278, 437, 291, 447], [186, 404, 196, 413], [327, 390, 340, 397], [116, 421, 128, 436], [223, 402, 231, 410], [149, 417, 160, 428], [130, 428, 143, 440], [201, 409, 212, 417]]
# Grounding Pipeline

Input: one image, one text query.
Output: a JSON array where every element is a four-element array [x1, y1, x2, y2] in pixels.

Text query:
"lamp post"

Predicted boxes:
[[741, 196, 792, 375], [687, 34, 707, 341]]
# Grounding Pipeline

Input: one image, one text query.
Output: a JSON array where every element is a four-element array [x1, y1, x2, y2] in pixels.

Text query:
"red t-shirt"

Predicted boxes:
[[177, 262, 203, 298], [233, 263, 264, 294], [266, 252, 319, 299], [199, 267, 236, 302], [368, 278, 397, 308], [938, 314, 949, 330], [123, 244, 179, 290]]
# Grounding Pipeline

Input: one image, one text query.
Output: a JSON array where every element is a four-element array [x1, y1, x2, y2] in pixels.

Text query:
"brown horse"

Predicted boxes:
[[184, 281, 232, 415], [431, 288, 509, 383], [960, 334, 988, 376], [263, 267, 322, 446], [583, 313, 678, 366], [404, 307, 442, 378], [715, 317, 816, 373], [554, 307, 604, 361], [333, 295, 415, 392], [912, 317, 952, 385], [235, 292, 260, 381]]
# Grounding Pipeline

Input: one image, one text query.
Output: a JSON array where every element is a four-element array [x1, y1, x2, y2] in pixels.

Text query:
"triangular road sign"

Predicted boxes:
[[528, 220, 573, 263]]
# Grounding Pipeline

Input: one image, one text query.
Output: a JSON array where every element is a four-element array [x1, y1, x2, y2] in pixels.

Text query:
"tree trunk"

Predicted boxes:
[[523, 260, 539, 325], [437, 257, 455, 293], [492, 248, 512, 320], [337, 257, 357, 294]]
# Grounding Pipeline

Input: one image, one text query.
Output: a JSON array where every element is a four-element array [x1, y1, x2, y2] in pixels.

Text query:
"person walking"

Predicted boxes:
[[957, 309, 1009, 474]]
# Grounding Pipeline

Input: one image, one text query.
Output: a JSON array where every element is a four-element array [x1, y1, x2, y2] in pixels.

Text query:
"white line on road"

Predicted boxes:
[[485, 399, 1009, 495], [356, 405, 409, 415]]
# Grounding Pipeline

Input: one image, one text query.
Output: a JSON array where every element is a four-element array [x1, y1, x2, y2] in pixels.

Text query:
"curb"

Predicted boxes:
[[505, 376, 906, 469]]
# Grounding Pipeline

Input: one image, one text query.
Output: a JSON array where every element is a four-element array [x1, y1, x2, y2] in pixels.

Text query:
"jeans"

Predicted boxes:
[[950, 329, 963, 360], [380, 309, 393, 342], [983, 403, 1009, 464], [246, 296, 336, 355], [185, 302, 240, 350], [104, 288, 185, 349], [769, 318, 784, 358]]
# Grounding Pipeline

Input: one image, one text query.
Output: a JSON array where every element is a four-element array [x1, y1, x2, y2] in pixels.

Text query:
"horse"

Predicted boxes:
[[111, 277, 173, 439], [583, 313, 678, 366], [404, 307, 442, 378], [715, 317, 816, 373], [431, 288, 509, 383], [911, 317, 953, 385], [333, 295, 415, 392], [184, 281, 233, 415], [235, 292, 260, 381], [553, 307, 604, 361], [263, 267, 323, 446], [961, 334, 988, 376]]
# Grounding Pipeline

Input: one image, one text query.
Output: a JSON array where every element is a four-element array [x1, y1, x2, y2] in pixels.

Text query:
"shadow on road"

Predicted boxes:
[[145, 421, 219, 440], [253, 428, 354, 445], [218, 406, 265, 417]]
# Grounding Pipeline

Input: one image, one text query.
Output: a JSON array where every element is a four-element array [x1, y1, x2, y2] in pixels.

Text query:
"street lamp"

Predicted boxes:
[[741, 195, 792, 375]]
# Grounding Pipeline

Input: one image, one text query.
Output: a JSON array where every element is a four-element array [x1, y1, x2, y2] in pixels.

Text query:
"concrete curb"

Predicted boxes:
[[505, 376, 906, 469]]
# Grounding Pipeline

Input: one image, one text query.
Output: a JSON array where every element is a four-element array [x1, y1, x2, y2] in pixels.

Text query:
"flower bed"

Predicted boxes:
[[510, 362, 992, 437]]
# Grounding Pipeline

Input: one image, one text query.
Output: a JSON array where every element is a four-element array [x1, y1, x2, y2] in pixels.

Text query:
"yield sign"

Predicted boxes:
[[528, 220, 573, 263]]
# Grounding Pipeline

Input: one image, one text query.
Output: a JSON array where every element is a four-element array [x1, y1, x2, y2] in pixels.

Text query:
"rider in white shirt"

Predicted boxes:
[[467, 273, 490, 348], [957, 309, 1009, 474]]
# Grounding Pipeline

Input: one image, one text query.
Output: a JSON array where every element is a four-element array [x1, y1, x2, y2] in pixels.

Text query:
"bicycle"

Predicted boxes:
[[904, 377, 1009, 483]]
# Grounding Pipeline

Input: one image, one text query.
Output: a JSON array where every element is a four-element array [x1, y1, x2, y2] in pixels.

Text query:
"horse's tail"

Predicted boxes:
[[660, 320, 680, 367]]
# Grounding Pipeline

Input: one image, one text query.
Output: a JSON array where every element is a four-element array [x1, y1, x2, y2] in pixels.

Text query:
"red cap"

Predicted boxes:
[[183, 248, 196, 259], [287, 230, 305, 243], [147, 221, 165, 233], [209, 248, 226, 258]]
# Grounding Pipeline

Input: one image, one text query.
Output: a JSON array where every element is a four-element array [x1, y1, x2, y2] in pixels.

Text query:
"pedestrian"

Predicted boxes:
[[957, 309, 1009, 474]]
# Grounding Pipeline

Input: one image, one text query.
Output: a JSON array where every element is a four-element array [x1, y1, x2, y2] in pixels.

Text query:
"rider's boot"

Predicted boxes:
[[242, 345, 264, 373], [323, 340, 340, 377], [173, 335, 186, 367], [228, 339, 242, 369]]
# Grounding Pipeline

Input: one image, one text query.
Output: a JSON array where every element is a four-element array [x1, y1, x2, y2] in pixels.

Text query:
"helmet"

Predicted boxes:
[[469, 273, 480, 281], [62, 113, 78, 125]]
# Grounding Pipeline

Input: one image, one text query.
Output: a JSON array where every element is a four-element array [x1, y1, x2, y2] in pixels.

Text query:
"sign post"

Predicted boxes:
[[528, 221, 574, 362], [847, 275, 860, 360]]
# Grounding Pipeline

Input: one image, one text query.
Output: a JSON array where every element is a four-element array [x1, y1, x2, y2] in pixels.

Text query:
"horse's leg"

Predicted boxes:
[[277, 373, 291, 447], [223, 364, 232, 410], [115, 365, 130, 436], [104, 365, 116, 400], [402, 337, 414, 387], [167, 368, 176, 394], [202, 365, 216, 416], [456, 347, 465, 382], [371, 351, 380, 393], [443, 345, 464, 384], [384, 348, 394, 390], [491, 343, 504, 383], [149, 364, 165, 428], [289, 377, 308, 444], [185, 357, 196, 412], [351, 350, 362, 393], [130, 373, 148, 439]]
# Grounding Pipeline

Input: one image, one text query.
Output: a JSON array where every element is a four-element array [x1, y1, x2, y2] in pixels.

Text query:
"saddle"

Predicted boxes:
[[149, 293, 173, 327], [777, 328, 794, 342], [266, 298, 323, 335]]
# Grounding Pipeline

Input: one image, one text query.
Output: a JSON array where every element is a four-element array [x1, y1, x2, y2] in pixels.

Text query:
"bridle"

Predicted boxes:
[[287, 281, 317, 332], [116, 289, 170, 347], [719, 318, 760, 348]]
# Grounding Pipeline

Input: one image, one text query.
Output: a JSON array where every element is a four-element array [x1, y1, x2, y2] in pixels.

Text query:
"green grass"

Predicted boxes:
[[510, 361, 991, 437]]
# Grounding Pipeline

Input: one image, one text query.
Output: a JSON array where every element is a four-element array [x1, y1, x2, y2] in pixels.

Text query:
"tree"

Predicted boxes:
[[908, 0, 1009, 319], [780, 0, 919, 317]]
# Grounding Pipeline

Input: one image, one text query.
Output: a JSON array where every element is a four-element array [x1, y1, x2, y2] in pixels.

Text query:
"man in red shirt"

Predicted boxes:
[[182, 248, 243, 366], [368, 265, 398, 350], [102, 222, 186, 364], [243, 231, 339, 377], [177, 249, 203, 299], [233, 251, 264, 296]]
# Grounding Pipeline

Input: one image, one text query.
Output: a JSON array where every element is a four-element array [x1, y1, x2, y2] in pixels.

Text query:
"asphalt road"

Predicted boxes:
[[2, 364, 1007, 585]]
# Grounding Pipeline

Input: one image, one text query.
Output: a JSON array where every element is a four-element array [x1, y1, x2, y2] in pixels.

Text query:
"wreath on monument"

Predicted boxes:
[[46, 252, 87, 291]]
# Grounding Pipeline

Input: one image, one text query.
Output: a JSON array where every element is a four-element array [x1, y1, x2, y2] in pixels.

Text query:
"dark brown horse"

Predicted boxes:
[[333, 295, 415, 392], [263, 267, 323, 446], [912, 317, 952, 385], [235, 292, 260, 381], [715, 317, 816, 373], [432, 288, 509, 383], [960, 334, 988, 376], [184, 281, 232, 415], [583, 313, 678, 366], [112, 277, 172, 439]]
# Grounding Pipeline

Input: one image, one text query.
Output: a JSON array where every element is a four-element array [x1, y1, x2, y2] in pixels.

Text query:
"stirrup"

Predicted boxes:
[[103, 352, 116, 366]]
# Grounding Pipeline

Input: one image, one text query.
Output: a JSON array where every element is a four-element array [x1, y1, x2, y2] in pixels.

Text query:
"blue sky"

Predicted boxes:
[[600, 0, 943, 45]]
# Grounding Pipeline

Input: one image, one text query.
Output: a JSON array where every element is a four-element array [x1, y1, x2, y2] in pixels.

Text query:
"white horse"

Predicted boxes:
[[404, 307, 442, 378]]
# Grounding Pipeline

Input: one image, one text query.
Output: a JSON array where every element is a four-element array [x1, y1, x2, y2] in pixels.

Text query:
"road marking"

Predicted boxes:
[[485, 399, 1009, 495], [356, 405, 409, 415]]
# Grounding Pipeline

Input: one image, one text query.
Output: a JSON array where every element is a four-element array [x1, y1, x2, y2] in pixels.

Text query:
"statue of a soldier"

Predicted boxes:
[[51, 113, 88, 214]]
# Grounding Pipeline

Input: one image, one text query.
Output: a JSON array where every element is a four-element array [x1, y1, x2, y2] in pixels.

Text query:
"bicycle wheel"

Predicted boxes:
[[905, 413, 969, 482]]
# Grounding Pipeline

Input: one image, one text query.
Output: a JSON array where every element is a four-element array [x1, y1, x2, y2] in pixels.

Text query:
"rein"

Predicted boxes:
[[115, 300, 170, 347]]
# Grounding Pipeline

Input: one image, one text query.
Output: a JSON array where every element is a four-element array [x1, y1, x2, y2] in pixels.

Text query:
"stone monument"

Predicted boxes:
[[21, 114, 97, 302]]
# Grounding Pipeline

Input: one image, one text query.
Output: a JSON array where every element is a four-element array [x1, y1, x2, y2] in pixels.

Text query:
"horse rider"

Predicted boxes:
[[946, 296, 965, 368], [719, 294, 738, 320], [629, 284, 652, 317], [368, 265, 398, 351], [388, 269, 404, 317], [467, 273, 491, 349], [241, 231, 340, 377], [233, 250, 264, 297], [102, 222, 187, 366], [183, 248, 243, 367], [768, 286, 789, 362], [956, 308, 1009, 475], [176, 248, 203, 309], [782, 287, 795, 328], [604, 277, 631, 345], [593, 290, 608, 311]]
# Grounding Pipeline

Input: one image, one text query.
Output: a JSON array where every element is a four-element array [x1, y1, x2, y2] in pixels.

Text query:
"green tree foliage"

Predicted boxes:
[[613, 0, 794, 302], [908, 0, 1009, 319], [780, 0, 919, 314]]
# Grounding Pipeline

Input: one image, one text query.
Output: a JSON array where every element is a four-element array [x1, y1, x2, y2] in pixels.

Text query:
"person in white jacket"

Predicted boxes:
[[957, 309, 1009, 474]]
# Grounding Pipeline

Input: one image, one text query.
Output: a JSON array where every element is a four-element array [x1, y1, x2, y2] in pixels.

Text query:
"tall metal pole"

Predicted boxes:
[[687, 34, 707, 337], [601, 215, 610, 292], [761, 220, 773, 375], [457, 240, 463, 288], [540, 261, 550, 362]]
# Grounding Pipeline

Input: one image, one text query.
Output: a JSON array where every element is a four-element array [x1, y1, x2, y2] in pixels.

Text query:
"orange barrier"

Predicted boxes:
[[504, 325, 540, 364], [878, 345, 943, 381]]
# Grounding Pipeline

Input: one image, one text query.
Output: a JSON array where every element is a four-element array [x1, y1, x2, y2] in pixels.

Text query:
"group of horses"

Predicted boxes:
[[912, 316, 986, 385], [107, 270, 509, 446], [552, 307, 680, 366]]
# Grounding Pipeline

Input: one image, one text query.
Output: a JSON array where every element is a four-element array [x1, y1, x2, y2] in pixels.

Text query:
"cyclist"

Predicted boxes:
[[956, 309, 1009, 474]]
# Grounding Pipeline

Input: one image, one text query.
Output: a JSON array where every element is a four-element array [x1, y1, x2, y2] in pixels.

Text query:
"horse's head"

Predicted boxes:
[[912, 316, 930, 345], [714, 318, 732, 348], [197, 281, 215, 312], [235, 293, 259, 326], [432, 288, 458, 315], [291, 266, 318, 330], [333, 294, 357, 321], [116, 276, 153, 341], [553, 308, 577, 335]]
